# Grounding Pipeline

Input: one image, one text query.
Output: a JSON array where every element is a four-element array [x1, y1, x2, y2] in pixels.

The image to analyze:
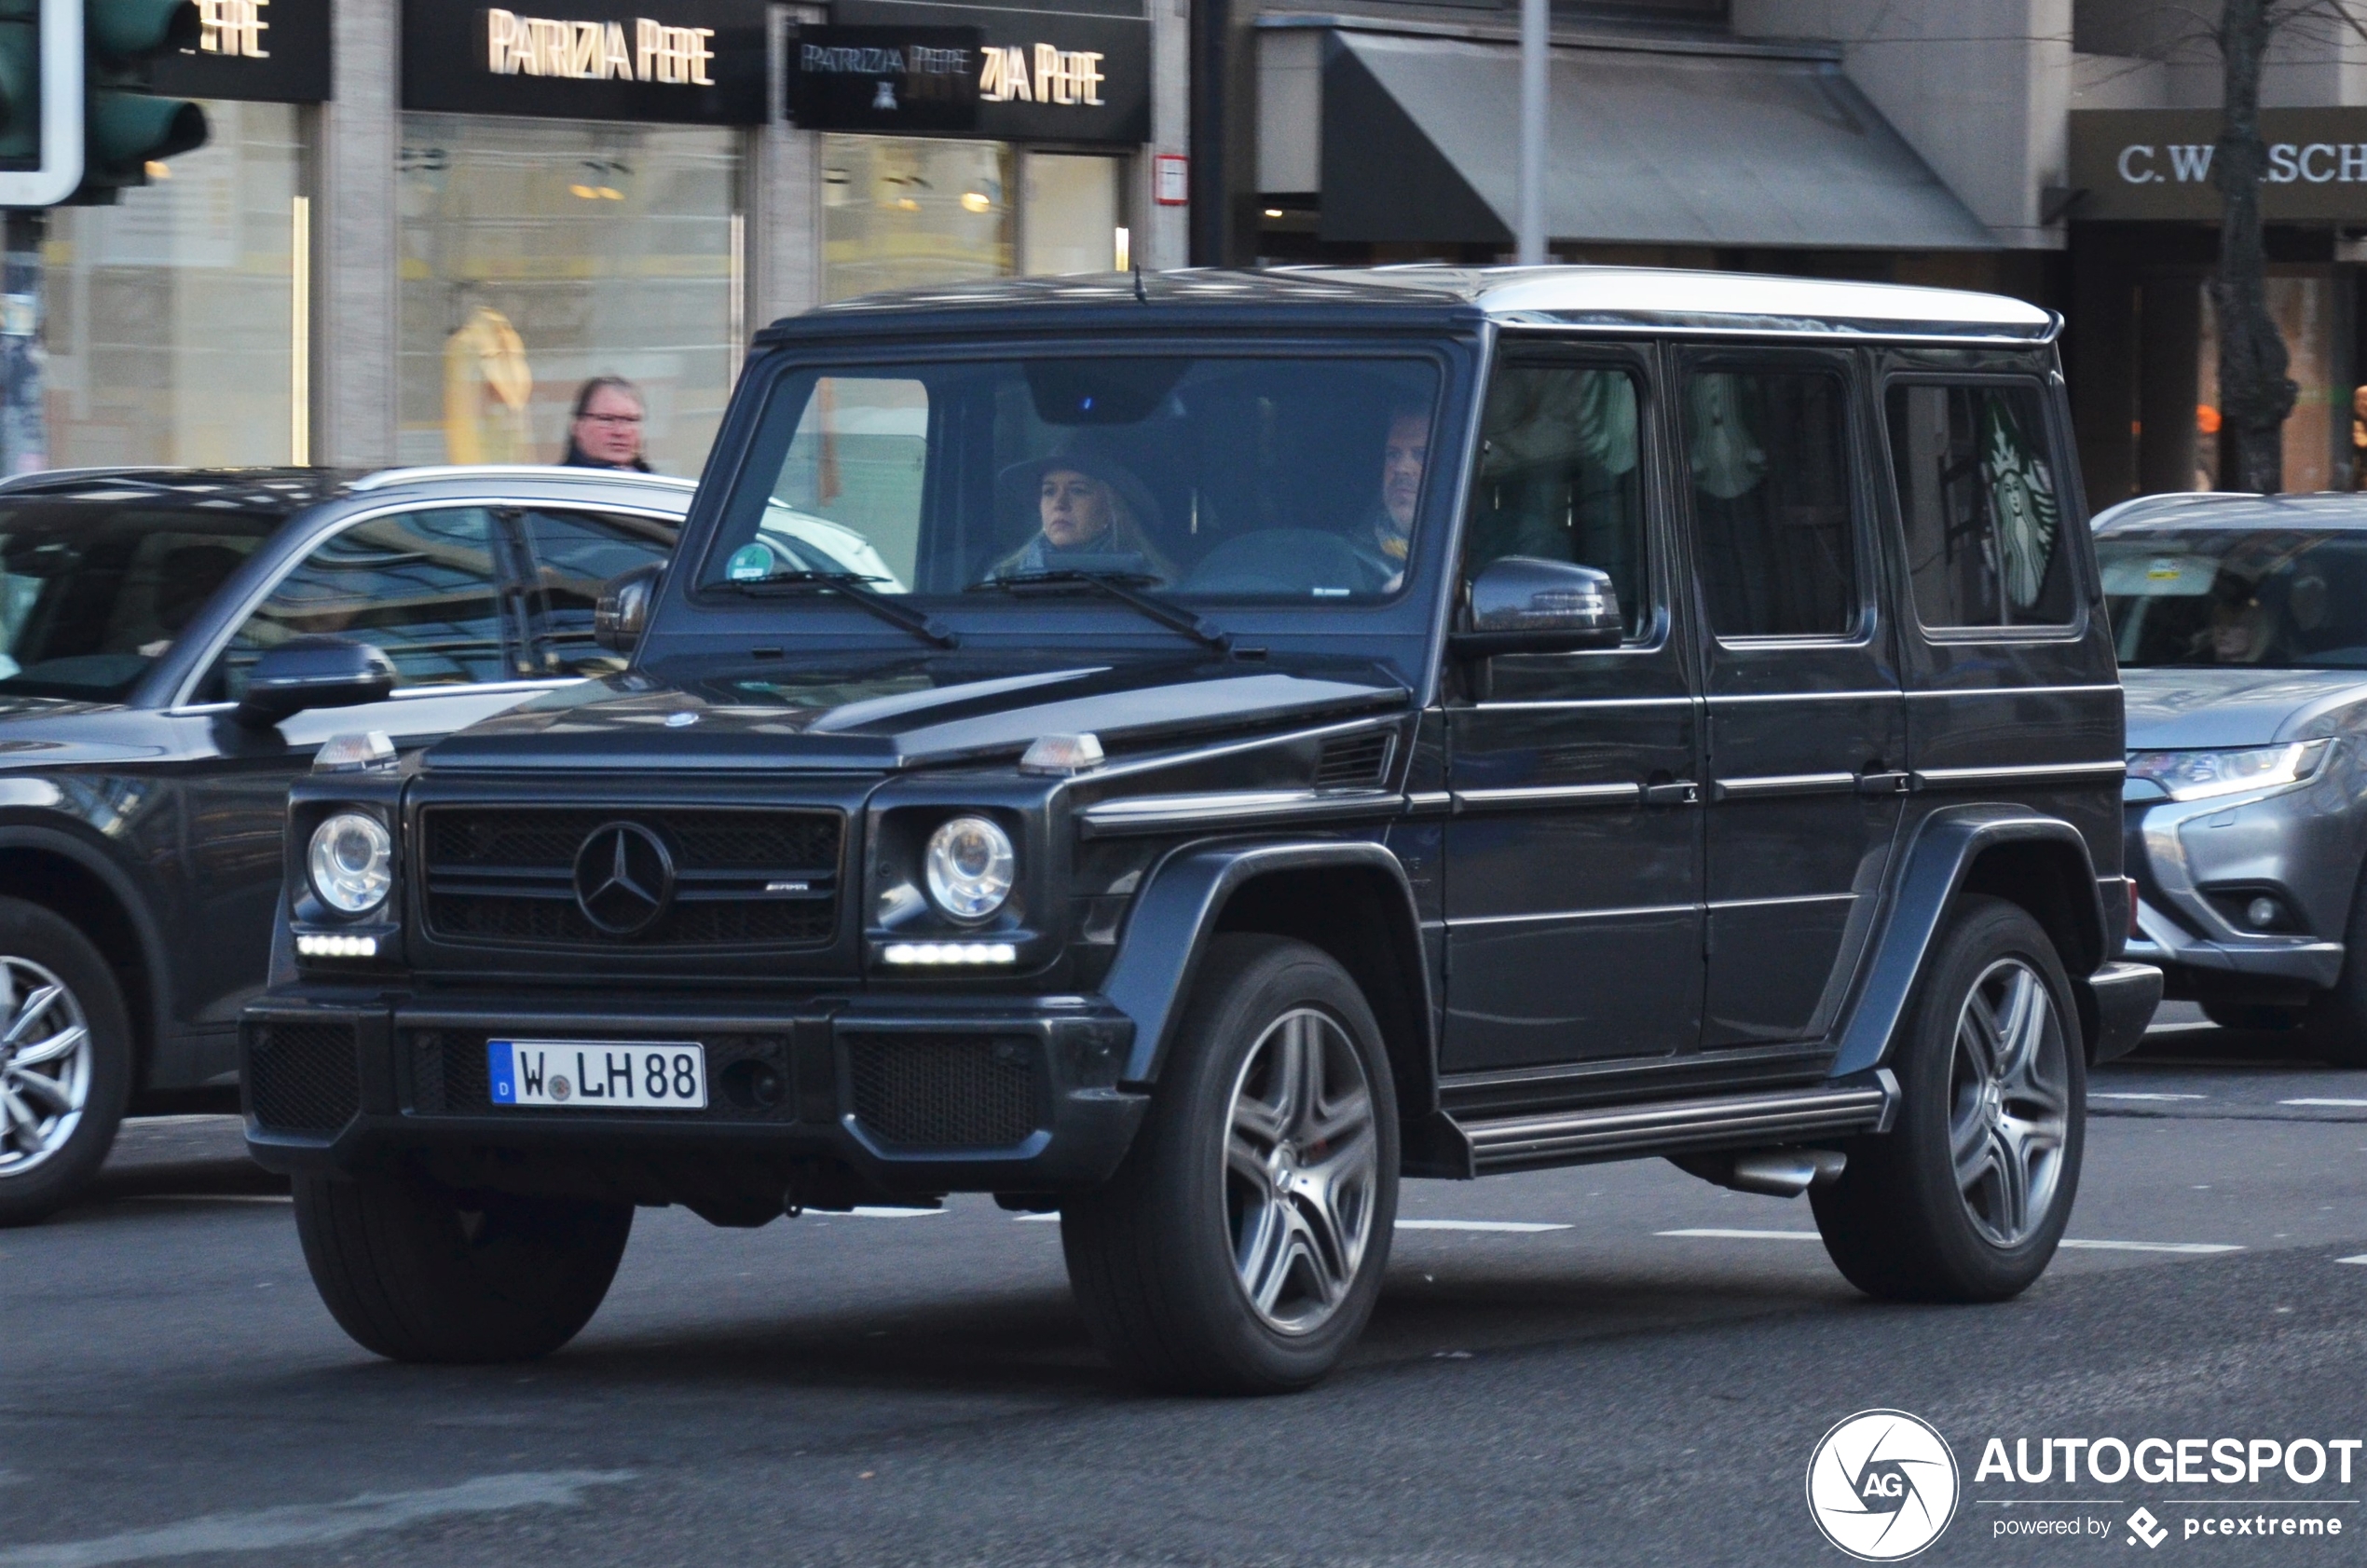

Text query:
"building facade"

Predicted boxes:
[[5, 0, 1188, 475], [1223, 0, 2367, 508]]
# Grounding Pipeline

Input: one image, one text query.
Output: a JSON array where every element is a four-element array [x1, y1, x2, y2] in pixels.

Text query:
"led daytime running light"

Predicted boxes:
[[296, 933, 379, 959], [882, 942, 1019, 966]]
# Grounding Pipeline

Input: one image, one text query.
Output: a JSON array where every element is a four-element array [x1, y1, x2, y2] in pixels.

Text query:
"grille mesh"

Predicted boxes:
[[421, 806, 841, 951], [248, 1022, 361, 1134], [847, 1037, 1037, 1150]]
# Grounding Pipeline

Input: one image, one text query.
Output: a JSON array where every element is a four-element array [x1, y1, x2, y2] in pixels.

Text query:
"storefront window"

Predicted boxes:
[[2197, 276, 2335, 493], [821, 134, 1013, 304], [40, 101, 304, 468], [397, 114, 741, 475], [1021, 154, 1121, 276]]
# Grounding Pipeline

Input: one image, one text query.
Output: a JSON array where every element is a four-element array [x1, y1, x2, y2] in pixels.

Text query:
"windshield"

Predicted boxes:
[[2101, 528, 2367, 669], [701, 355, 1443, 607], [0, 503, 280, 700]]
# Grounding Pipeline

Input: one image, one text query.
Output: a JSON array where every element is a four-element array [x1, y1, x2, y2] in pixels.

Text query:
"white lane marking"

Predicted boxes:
[[1657, 1228, 1820, 1241], [1397, 1220, 1573, 1234], [2091, 1092, 2210, 1101], [846, 1207, 943, 1219], [2145, 1021, 2219, 1034], [1656, 1229, 2242, 1256], [0, 1470, 635, 1568], [1013, 1213, 1060, 1222], [2336, 1254, 2367, 1265], [122, 1193, 293, 1205], [2280, 1098, 2367, 1108]]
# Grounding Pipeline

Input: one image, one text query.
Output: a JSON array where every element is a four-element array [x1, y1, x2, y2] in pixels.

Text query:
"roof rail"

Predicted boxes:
[[0, 465, 185, 495], [347, 464, 698, 494]]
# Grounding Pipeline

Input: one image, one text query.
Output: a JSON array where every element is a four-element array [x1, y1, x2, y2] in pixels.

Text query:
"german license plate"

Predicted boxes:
[[487, 1040, 708, 1110]]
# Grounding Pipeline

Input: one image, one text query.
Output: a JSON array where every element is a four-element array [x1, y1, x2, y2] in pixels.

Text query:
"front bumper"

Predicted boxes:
[[2125, 783, 2352, 992], [240, 987, 1148, 1207]]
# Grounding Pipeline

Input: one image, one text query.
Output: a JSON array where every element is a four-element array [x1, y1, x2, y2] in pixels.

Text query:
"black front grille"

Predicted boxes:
[[1316, 730, 1393, 787], [847, 1036, 1038, 1150], [248, 1021, 361, 1134], [421, 807, 841, 951]]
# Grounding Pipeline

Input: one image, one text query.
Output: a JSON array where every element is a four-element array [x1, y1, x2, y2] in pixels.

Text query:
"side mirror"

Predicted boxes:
[[1449, 556, 1624, 659], [595, 563, 664, 655], [235, 637, 398, 728]]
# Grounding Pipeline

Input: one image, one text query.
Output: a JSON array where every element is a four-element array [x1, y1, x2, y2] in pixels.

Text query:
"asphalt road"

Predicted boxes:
[[4, 1002, 2364, 1568]]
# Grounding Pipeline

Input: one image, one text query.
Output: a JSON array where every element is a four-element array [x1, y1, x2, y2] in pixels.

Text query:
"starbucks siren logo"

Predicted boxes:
[[1981, 400, 2059, 611]]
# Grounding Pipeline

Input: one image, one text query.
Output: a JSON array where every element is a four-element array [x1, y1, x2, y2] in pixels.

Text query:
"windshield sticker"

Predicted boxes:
[[725, 543, 773, 582]]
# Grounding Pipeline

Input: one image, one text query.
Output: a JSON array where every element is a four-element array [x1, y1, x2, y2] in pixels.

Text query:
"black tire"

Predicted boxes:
[[294, 1167, 633, 1362], [1061, 934, 1399, 1395], [1812, 896, 2085, 1302], [0, 896, 134, 1229], [2304, 867, 2367, 1068]]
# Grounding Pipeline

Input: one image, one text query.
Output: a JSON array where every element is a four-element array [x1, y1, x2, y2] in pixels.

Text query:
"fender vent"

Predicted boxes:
[[1316, 730, 1392, 787], [247, 1021, 361, 1135]]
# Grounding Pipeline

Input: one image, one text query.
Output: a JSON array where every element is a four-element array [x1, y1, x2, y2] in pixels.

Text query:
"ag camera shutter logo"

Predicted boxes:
[[1806, 1410, 1961, 1561]]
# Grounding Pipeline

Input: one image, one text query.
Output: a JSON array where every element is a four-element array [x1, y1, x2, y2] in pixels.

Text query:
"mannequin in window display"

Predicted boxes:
[[441, 297, 534, 465]]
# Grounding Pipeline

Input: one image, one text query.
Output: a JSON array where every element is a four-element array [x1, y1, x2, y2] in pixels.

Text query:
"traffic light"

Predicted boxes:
[[0, 0, 83, 207], [73, 0, 204, 202]]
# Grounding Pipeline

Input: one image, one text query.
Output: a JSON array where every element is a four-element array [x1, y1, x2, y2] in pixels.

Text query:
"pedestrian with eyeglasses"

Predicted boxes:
[[562, 375, 653, 471]]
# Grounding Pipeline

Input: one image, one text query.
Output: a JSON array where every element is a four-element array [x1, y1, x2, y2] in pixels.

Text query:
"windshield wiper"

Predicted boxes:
[[970, 569, 1234, 654], [715, 571, 959, 649]]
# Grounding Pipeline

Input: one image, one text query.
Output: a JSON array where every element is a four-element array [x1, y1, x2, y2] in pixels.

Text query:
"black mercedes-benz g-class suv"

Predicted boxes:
[[244, 267, 2160, 1392]]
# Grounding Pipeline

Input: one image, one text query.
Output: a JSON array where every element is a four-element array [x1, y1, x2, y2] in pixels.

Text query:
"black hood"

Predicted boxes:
[[423, 650, 1413, 773]]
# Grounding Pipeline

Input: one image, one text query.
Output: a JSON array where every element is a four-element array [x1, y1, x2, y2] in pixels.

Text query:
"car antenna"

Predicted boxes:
[[1132, 260, 1147, 304]]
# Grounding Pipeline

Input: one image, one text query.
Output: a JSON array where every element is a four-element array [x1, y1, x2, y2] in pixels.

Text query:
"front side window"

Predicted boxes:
[[1682, 365, 1860, 639], [514, 510, 678, 677], [1887, 382, 2074, 629], [214, 509, 509, 697], [1463, 361, 1648, 637], [0, 504, 278, 700], [2101, 529, 2367, 669], [705, 356, 1444, 605]]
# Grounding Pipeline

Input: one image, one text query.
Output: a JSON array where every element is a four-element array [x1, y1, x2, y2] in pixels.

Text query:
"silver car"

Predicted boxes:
[[2100, 492, 2367, 1064]]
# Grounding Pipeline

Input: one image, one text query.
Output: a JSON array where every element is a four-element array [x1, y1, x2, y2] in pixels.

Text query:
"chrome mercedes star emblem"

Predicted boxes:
[[571, 822, 676, 936]]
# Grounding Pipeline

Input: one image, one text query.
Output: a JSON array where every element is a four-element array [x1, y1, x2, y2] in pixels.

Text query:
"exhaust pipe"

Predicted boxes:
[[1671, 1148, 1847, 1198]]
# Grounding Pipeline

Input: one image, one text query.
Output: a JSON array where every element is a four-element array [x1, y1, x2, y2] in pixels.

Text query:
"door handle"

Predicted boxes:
[[1643, 780, 1701, 807], [1856, 770, 1914, 797]]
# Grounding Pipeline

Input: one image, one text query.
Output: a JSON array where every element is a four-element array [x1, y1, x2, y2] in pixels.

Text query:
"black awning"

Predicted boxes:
[[1318, 31, 1996, 251]]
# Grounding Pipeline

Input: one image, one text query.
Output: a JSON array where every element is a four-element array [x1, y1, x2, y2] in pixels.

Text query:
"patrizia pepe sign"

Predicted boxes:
[[401, 0, 765, 123], [2070, 108, 2367, 222], [788, 7, 1149, 144]]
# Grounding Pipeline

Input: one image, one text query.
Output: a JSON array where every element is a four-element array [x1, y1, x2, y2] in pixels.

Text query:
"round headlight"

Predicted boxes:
[[924, 815, 1015, 921], [308, 812, 392, 916]]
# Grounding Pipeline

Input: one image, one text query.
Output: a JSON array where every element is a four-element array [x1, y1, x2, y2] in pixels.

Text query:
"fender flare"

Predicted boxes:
[[1101, 838, 1433, 1092], [0, 820, 176, 1081], [1827, 805, 2107, 1078]]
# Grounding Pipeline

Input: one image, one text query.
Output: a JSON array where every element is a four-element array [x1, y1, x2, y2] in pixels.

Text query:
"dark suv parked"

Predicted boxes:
[[0, 465, 685, 1224], [244, 269, 2159, 1391]]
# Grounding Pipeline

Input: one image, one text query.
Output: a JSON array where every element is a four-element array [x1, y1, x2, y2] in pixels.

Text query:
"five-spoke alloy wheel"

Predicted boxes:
[[1225, 1006, 1382, 1335], [1947, 957, 2072, 1249], [0, 897, 132, 1228], [1813, 895, 2086, 1302], [1064, 934, 1399, 1393]]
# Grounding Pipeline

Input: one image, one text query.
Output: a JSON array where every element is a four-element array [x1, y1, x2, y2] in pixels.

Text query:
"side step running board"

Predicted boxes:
[[1443, 1070, 1898, 1176]]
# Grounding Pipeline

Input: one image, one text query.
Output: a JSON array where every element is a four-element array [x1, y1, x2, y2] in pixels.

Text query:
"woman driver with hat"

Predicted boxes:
[[991, 435, 1178, 583]]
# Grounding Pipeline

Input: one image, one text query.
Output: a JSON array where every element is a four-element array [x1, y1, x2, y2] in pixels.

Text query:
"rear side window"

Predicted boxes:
[[514, 510, 677, 677], [1886, 382, 2074, 629], [1682, 365, 1860, 638]]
